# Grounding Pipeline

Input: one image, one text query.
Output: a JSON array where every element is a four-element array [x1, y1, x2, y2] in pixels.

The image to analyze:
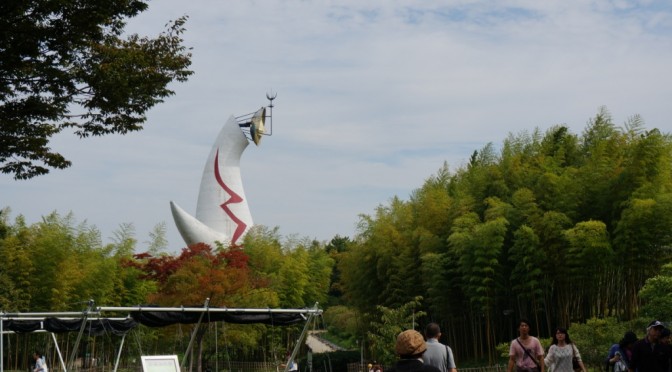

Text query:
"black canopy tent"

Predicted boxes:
[[2, 317, 137, 335], [1, 301, 322, 372]]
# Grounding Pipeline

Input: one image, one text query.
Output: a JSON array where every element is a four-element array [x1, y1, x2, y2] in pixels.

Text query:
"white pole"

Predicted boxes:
[[113, 333, 126, 372], [51, 333, 67, 372]]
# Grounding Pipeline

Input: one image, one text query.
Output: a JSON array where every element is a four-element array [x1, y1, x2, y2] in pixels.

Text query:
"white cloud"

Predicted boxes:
[[3, 0, 671, 251]]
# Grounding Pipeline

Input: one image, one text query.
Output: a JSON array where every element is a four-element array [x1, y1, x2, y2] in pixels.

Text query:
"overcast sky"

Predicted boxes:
[[3, 0, 672, 252]]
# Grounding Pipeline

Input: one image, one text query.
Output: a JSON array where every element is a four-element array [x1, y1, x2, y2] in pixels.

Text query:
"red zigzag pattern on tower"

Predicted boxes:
[[213, 149, 247, 245]]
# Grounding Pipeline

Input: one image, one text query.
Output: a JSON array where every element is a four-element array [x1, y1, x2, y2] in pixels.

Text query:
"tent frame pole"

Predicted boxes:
[[180, 298, 210, 372], [113, 333, 127, 372], [51, 332, 67, 372], [285, 303, 320, 372], [67, 300, 94, 371]]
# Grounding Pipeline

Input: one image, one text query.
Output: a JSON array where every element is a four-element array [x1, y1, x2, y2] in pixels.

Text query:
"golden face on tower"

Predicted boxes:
[[250, 107, 266, 145]]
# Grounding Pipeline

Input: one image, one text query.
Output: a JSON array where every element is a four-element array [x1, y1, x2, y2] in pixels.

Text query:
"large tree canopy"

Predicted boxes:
[[0, 0, 193, 179]]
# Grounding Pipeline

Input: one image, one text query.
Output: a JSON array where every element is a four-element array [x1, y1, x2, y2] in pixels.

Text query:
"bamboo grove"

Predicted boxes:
[[337, 108, 672, 362], [0, 219, 334, 368], [2, 108, 672, 367]]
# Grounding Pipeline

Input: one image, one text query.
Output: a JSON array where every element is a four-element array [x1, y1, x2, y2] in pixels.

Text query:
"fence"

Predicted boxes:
[[345, 363, 507, 372], [18, 361, 508, 372]]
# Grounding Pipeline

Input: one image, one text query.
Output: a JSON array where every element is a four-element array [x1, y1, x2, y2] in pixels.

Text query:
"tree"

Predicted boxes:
[[0, 211, 33, 311], [325, 235, 351, 304], [368, 296, 425, 365], [126, 243, 275, 371], [613, 196, 672, 318], [508, 225, 545, 323], [639, 263, 672, 320], [564, 220, 613, 319], [1, 0, 193, 179]]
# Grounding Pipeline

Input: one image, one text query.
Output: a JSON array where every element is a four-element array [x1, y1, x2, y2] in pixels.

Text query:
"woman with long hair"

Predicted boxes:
[[544, 328, 586, 372]]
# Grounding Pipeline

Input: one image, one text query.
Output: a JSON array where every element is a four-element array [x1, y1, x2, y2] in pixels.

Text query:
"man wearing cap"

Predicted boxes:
[[629, 320, 671, 372], [388, 329, 441, 372]]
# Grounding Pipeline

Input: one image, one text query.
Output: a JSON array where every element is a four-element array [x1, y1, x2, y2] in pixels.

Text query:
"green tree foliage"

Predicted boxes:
[[565, 220, 612, 317], [638, 263, 672, 320], [336, 108, 672, 361], [368, 296, 425, 365], [0, 209, 33, 310], [243, 227, 335, 308], [508, 225, 545, 327], [613, 195, 672, 318], [341, 198, 419, 314], [0, 210, 159, 311], [323, 305, 362, 347], [0, 0, 193, 179], [304, 240, 335, 307], [0, 209, 335, 367], [448, 200, 509, 362], [325, 235, 352, 304], [567, 317, 638, 369]]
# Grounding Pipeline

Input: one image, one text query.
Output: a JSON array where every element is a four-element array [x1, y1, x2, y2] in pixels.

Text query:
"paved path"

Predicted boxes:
[[305, 331, 342, 353]]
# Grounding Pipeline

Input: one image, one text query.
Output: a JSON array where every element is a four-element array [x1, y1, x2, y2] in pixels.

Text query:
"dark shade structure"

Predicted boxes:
[[2, 318, 137, 336], [129, 309, 305, 327]]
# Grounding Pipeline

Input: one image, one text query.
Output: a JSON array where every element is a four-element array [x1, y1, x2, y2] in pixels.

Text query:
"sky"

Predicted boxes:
[[2, 0, 672, 252]]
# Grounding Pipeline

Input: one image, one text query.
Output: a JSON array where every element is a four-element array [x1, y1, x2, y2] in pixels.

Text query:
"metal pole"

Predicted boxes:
[[97, 306, 320, 314], [67, 300, 94, 371], [51, 332, 67, 372], [285, 303, 320, 372], [113, 333, 126, 372], [180, 298, 210, 371]]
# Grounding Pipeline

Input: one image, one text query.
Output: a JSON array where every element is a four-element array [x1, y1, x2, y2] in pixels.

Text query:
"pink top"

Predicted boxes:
[[510, 337, 544, 369]]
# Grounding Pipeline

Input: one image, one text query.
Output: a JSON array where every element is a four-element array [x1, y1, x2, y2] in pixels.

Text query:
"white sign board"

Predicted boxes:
[[141, 355, 180, 372]]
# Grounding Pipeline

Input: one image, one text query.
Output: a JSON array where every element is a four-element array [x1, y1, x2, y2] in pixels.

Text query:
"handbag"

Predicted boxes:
[[515, 338, 541, 372], [572, 344, 581, 371]]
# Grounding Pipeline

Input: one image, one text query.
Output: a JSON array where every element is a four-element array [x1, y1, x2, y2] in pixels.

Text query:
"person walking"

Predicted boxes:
[[280, 352, 298, 371], [387, 329, 441, 372], [629, 320, 670, 372], [508, 319, 544, 372], [33, 351, 47, 372], [422, 323, 457, 372], [544, 327, 586, 372], [606, 331, 638, 372]]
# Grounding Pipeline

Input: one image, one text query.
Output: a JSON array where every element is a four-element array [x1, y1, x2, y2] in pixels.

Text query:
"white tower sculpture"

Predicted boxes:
[[171, 97, 274, 247]]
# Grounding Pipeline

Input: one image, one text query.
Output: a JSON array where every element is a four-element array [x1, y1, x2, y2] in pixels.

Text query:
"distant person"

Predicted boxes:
[[388, 329, 441, 372], [280, 352, 298, 371], [288, 357, 298, 371], [507, 319, 544, 372], [33, 351, 47, 372], [607, 331, 638, 372], [629, 320, 669, 372], [422, 323, 457, 372], [544, 327, 586, 372]]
